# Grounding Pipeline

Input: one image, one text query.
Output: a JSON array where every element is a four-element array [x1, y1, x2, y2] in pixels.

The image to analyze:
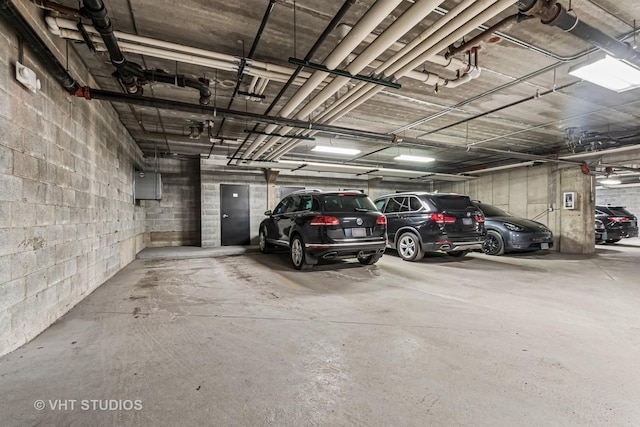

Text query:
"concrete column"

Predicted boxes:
[[367, 176, 383, 199], [263, 169, 279, 209], [558, 167, 595, 253]]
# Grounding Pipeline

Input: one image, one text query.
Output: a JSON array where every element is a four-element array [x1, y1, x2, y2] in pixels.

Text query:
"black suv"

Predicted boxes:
[[259, 190, 387, 269], [595, 205, 639, 244], [373, 192, 485, 261]]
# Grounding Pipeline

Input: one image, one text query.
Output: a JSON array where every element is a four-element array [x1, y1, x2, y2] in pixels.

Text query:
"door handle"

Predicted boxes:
[[223, 214, 229, 218]]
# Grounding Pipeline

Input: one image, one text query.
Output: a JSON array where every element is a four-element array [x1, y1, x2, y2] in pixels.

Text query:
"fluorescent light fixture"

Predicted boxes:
[[311, 146, 360, 155], [599, 179, 622, 185], [394, 154, 435, 163], [569, 54, 640, 92]]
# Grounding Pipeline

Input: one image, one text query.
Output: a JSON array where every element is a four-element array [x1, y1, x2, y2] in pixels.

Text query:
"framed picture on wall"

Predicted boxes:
[[563, 192, 576, 210]]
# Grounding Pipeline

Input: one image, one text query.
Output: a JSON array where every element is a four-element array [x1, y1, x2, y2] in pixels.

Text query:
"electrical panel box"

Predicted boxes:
[[134, 172, 162, 200]]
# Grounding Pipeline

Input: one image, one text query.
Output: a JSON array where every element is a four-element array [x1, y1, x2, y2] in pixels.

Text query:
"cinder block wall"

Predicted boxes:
[[141, 158, 201, 247], [0, 8, 146, 356]]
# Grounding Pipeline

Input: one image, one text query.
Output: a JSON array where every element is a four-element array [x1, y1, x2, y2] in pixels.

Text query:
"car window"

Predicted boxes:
[[322, 194, 376, 212], [286, 195, 307, 213], [384, 197, 404, 213], [273, 198, 289, 215], [311, 197, 320, 211], [409, 196, 423, 211], [434, 195, 474, 210], [375, 199, 386, 211], [607, 207, 634, 217], [477, 203, 511, 217]]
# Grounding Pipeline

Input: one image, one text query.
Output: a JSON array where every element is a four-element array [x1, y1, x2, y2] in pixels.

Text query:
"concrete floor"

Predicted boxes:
[[1, 240, 640, 426]]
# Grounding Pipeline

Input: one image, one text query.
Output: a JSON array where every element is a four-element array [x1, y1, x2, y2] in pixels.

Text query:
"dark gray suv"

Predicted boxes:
[[373, 192, 485, 261], [259, 190, 387, 269]]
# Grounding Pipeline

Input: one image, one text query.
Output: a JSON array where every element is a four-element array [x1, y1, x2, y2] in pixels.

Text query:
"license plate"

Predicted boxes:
[[541, 243, 549, 249], [352, 228, 366, 237], [462, 218, 472, 225]]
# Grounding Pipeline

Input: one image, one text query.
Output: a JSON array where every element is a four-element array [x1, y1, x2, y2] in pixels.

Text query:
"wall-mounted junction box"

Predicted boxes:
[[134, 172, 162, 200]]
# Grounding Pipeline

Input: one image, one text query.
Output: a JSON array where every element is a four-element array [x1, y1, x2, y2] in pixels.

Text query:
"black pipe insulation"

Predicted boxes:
[[0, 0, 80, 93], [228, 0, 356, 164], [83, 87, 584, 165], [142, 70, 211, 105], [80, 0, 140, 93], [518, 0, 640, 66]]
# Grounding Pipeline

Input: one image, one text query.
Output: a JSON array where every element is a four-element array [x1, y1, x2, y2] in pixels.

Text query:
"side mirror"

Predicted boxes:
[[264, 210, 272, 216]]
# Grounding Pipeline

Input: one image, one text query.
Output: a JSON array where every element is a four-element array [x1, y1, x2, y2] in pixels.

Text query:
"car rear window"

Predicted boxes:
[[477, 203, 510, 217], [604, 207, 634, 217], [432, 195, 474, 210], [322, 194, 376, 212]]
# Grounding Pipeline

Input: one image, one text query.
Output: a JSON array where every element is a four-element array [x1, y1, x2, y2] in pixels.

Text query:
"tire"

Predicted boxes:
[[605, 238, 621, 244], [397, 232, 424, 262], [447, 250, 468, 257], [258, 227, 272, 253], [358, 254, 382, 265], [483, 230, 505, 256], [290, 234, 311, 270]]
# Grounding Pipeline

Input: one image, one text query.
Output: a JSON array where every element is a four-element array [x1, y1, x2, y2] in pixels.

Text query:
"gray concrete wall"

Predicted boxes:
[[0, 6, 146, 356], [141, 158, 201, 247], [436, 164, 596, 253]]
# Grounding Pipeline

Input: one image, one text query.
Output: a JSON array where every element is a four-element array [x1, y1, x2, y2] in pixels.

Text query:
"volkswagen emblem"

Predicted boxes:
[[356, 218, 363, 226]]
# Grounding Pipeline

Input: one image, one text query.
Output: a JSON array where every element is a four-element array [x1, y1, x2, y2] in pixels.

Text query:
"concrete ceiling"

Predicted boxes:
[[34, 0, 640, 182]]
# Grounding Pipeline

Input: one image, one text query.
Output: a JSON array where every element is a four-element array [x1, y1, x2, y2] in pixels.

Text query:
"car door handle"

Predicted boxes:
[[222, 214, 229, 218]]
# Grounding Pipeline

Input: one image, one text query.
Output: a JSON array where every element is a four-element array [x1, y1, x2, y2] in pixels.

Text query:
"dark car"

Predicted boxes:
[[258, 190, 387, 269], [595, 205, 639, 244], [473, 202, 553, 256], [595, 219, 606, 243], [373, 192, 485, 261]]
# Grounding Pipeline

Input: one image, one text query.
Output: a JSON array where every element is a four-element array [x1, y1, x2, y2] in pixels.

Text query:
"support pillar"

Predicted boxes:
[[263, 168, 279, 209]]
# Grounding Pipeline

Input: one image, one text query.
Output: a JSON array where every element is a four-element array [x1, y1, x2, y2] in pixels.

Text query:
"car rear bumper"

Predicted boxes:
[[423, 240, 485, 252], [305, 240, 387, 260]]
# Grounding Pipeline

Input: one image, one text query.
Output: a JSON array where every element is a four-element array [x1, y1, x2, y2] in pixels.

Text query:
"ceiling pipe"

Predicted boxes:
[[266, 0, 515, 161], [250, 0, 442, 162], [216, 0, 277, 141], [80, 0, 142, 94], [0, 0, 81, 94], [262, 0, 493, 161], [239, 0, 403, 162], [319, 0, 516, 124], [445, 13, 532, 59], [517, 0, 640, 66], [228, 0, 356, 164], [142, 70, 211, 105]]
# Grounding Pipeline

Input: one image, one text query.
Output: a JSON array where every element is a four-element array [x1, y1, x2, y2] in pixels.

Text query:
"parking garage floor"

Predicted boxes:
[[2, 240, 640, 426]]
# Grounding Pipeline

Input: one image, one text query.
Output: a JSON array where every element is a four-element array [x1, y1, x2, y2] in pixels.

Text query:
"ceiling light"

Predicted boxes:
[[311, 146, 360, 155], [394, 154, 435, 163], [569, 54, 640, 92], [599, 179, 622, 185]]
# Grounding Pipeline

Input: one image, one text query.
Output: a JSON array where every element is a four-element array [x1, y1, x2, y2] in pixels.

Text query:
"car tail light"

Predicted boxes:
[[376, 215, 387, 225], [475, 214, 485, 223], [429, 213, 456, 224], [310, 215, 340, 226], [608, 216, 630, 223]]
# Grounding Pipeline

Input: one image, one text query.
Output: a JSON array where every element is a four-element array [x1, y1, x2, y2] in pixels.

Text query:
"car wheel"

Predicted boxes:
[[447, 250, 468, 257], [358, 254, 382, 265], [290, 234, 310, 270], [605, 238, 621, 244], [483, 230, 505, 256], [397, 232, 424, 262], [259, 227, 272, 253]]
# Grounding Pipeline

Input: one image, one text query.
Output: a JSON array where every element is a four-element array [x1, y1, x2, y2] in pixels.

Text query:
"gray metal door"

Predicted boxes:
[[220, 184, 250, 246]]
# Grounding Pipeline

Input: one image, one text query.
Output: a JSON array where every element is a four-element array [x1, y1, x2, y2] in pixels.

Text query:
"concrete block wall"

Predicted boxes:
[[141, 158, 201, 247], [200, 159, 267, 247], [0, 7, 146, 356]]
